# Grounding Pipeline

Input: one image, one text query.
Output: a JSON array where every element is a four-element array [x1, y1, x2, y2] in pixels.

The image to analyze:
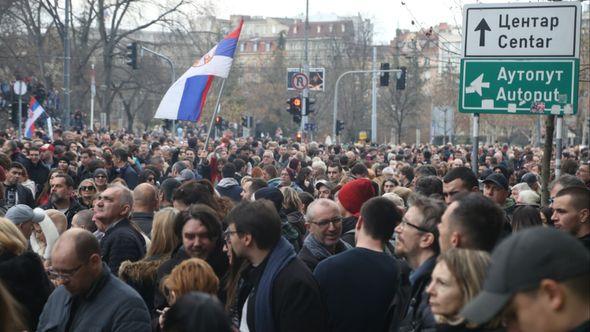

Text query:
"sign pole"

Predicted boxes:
[[204, 78, 227, 149], [471, 113, 479, 175], [555, 115, 563, 178], [18, 95, 23, 140], [371, 46, 378, 142]]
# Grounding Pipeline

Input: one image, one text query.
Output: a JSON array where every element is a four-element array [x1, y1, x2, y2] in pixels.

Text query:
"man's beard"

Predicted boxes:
[[50, 193, 68, 205]]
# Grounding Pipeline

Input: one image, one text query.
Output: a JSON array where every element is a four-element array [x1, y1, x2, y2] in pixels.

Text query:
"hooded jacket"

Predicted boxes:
[[216, 177, 243, 202]]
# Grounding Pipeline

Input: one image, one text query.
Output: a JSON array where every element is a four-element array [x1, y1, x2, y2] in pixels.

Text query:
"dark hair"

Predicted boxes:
[[442, 166, 479, 191], [400, 165, 414, 183], [449, 192, 504, 252], [221, 163, 236, 178], [511, 205, 542, 232], [233, 159, 245, 173], [408, 194, 446, 254], [139, 169, 157, 184], [225, 200, 281, 250], [53, 173, 75, 189], [163, 292, 232, 332], [262, 165, 277, 178], [113, 148, 129, 161], [249, 178, 268, 193], [175, 204, 222, 241], [161, 178, 182, 203], [80, 148, 94, 158], [298, 191, 315, 212], [415, 165, 437, 178], [415, 176, 443, 197], [350, 163, 369, 177], [173, 180, 218, 209], [560, 159, 579, 176], [359, 197, 402, 242], [555, 186, 590, 211]]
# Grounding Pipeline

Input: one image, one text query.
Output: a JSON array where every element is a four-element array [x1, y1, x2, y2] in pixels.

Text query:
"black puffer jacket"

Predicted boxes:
[[100, 218, 146, 275], [0, 251, 53, 330]]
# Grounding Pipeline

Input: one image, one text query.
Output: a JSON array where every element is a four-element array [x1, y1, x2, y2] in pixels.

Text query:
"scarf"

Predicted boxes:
[[303, 234, 352, 261], [254, 237, 296, 332]]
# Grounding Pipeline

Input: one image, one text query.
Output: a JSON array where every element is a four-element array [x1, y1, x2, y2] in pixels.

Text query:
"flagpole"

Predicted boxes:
[[90, 63, 96, 131], [204, 78, 227, 149]]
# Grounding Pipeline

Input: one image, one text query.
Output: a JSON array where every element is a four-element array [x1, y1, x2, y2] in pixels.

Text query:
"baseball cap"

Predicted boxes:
[[483, 173, 509, 191], [314, 179, 333, 191], [6, 204, 46, 225], [461, 227, 590, 325]]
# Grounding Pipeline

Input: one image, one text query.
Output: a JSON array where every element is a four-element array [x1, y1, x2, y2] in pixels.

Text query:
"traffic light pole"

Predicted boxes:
[[140, 46, 176, 132], [333, 68, 401, 141], [204, 79, 227, 149], [301, 0, 309, 137], [63, 0, 71, 130]]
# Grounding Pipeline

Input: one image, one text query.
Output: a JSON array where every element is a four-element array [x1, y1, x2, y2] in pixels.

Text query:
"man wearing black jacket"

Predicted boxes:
[[4, 162, 35, 208], [41, 174, 84, 227], [112, 149, 139, 190], [26, 146, 49, 196], [392, 195, 445, 332], [93, 185, 145, 275]]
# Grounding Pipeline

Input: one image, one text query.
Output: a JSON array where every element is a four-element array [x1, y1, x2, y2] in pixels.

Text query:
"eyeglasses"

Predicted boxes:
[[308, 216, 343, 228], [400, 219, 433, 233], [95, 175, 107, 179], [223, 229, 241, 242], [80, 186, 96, 191], [47, 264, 83, 281]]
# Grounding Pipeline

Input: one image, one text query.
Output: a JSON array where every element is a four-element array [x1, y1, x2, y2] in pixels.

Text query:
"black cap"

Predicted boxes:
[[461, 227, 590, 325], [483, 173, 509, 191], [521, 172, 538, 186]]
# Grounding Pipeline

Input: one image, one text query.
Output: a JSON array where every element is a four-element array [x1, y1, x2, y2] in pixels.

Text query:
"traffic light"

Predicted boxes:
[[396, 66, 406, 90], [336, 120, 345, 136], [125, 42, 138, 69], [215, 115, 223, 129], [380, 63, 390, 86], [286, 97, 302, 123], [304, 97, 316, 115], [295, 131, 302, 142], [241, 116, 248, 127]]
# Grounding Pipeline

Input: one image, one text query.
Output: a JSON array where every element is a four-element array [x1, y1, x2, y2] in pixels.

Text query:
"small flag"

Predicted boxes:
[[154, 20, 243, 122], [25, 97, 46, 138]]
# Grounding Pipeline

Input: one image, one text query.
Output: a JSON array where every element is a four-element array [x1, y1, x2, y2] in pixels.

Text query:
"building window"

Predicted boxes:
[[341, 24, 345, 32], [329, 25, 333, 33], [294, 26, 298, 34], [265, 42, 271, 52], [317, 26, 321, 33], [272, 26, 276, 34], [239, 43, 245, 52], [253, 43, 258, 52]]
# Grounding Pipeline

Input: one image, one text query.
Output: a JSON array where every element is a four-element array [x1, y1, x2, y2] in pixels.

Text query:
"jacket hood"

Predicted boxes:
[[217, 177, 239, 188]]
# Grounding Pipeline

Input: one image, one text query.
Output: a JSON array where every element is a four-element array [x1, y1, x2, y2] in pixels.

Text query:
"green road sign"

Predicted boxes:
[[459, 58, 579, 115]]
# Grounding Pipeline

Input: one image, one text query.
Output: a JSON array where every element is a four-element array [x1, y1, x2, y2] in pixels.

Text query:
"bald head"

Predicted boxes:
[[53, 228, 101, 263], [133, 183, 158, 212]]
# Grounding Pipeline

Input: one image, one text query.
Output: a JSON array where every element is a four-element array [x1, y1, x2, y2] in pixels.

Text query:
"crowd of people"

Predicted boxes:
[[0, 127, 589, 332]]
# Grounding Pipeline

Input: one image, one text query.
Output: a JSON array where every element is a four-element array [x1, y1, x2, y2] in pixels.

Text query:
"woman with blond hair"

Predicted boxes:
[[119, 207, 180, 314], [0, 218, 52, 330], [77, 178, 98, 209], [426, 248, 501, 331]]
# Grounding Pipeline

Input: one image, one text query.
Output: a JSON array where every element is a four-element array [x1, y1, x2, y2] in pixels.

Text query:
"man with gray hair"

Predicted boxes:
[[298, 198, 351, 272], [93, 185, 145, 274]]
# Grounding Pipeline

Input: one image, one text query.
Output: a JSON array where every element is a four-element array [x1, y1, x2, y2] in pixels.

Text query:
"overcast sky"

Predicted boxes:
[[215, 0, 589, 44]]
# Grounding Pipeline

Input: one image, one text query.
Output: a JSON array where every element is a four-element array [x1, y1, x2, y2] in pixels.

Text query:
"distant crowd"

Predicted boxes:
[[0, 127, 588, 332]]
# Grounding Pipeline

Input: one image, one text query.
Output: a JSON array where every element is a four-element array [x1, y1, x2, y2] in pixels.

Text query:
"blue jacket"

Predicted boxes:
[[37, 264, 150, 332], [115, 164, 139, 189]]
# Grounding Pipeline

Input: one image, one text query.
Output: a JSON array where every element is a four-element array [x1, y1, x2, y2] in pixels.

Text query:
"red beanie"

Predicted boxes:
[[338, 178, 375, 216]]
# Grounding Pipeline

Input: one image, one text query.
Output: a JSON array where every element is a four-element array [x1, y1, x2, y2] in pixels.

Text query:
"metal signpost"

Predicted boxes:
[[13, 81, 27, 140], [460, 1, 581, 175]]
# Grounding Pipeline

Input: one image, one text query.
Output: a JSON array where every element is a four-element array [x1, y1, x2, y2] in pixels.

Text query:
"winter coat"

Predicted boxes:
[[41, 197, 85, 227], [37, 263, 151, 332], [115, 163, 139, 189], [4, 183, 35, 208], [100, 218, 146, 275], [0, 251, 53, 330]]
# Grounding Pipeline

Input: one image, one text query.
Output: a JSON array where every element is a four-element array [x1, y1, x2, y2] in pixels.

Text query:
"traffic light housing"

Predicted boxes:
[[336, 120, 345, 136], [286, 97, 302, 123], [295, 131, 302, 142], [126, 42, 138, 69], [241, 116, 248, 127], [304, 97, 316, 115], [396, 66, 406, 90], [380, 63, 390, 86]]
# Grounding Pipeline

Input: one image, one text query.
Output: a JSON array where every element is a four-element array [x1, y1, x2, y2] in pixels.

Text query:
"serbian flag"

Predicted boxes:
[[25, 97, 46, 138], [154, 20, 243, 121]]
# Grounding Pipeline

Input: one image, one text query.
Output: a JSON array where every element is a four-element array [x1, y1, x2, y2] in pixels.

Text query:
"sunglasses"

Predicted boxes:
[[95, 175, 107, 179], [80, 186, 96, 191]]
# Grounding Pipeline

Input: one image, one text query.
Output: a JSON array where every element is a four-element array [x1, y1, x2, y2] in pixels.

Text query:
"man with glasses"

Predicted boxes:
[[37, 228, 150, 331], [298, 199, 351, 272], [3, 162, 35, 208], [314, 197, 402, 332], [393, 195, 445, 332], [41, 174, 84, 227]]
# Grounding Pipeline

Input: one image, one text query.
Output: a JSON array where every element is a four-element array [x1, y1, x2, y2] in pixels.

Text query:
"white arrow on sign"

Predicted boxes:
[[465, 74, 490, 96]]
